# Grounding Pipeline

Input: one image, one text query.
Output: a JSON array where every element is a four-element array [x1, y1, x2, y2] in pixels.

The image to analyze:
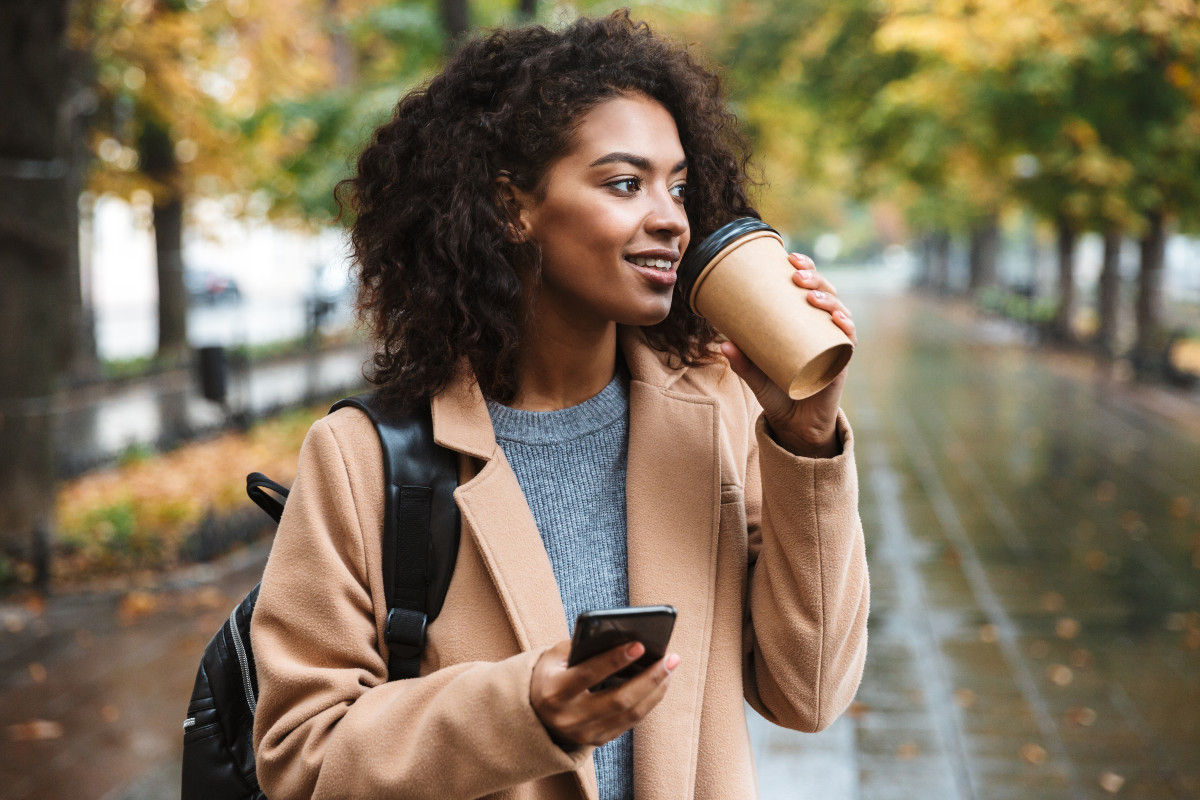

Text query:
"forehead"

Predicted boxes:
[[563, 94, 685, 166]]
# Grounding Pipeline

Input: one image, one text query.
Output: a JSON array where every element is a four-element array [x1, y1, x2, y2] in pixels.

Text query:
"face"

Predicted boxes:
[[510, 93, 690, 331]]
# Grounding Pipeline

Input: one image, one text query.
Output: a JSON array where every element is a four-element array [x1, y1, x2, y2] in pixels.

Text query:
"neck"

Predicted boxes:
[[509, 307, 619, 412]]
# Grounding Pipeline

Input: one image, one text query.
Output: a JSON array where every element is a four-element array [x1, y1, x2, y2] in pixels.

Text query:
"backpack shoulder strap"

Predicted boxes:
[[329, 393, 460, 681]]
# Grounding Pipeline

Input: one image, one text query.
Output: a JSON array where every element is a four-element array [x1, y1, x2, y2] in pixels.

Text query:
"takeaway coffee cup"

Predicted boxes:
[[677, 218, 854, 400]]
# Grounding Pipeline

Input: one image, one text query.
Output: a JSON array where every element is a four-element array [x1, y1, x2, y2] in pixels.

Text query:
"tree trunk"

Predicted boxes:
[[1134, 210, 1166, 376], [0, 0, 78, 577], [968, 214, 999, 295], [928, 230, 950, 293], [441, 0, 469, 53], [326, 0, 357, 87], [66, 59, 100, 381], [1096, 226, 1121, 356], [138, 116, 189, 362], [1052, 215, 1076, 342], [518, 0, 536, 20], [153, 195, 188, 361]]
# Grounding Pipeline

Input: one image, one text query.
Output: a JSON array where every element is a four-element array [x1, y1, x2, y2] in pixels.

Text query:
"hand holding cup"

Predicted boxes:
[[721, 253, 855, 459], [677, 218, 855, 458]]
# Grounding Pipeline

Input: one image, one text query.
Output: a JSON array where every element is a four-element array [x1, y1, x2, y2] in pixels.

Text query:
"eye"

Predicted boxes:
[[607, 177, 641, 193], [670, 183, 687, 200]]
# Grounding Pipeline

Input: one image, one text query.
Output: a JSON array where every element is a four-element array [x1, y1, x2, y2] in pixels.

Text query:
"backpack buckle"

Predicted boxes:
[[385, 607, 427, 659]]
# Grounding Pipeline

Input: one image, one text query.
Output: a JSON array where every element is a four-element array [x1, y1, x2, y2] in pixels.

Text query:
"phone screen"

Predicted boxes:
[[567, 605, 676, 692]]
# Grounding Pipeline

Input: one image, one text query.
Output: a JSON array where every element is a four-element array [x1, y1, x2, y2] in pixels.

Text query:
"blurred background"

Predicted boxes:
[[1, 0, 1198, 797]]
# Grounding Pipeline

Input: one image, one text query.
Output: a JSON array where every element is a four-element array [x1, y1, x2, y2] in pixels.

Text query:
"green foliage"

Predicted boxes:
[[117, 443, 157, 467]]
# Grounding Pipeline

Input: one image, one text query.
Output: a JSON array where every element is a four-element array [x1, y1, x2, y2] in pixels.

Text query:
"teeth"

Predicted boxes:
[[629, 256, 673, 271]]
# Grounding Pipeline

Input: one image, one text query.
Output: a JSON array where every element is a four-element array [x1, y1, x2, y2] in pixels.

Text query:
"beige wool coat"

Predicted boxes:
[[251, 327, 870, 800]]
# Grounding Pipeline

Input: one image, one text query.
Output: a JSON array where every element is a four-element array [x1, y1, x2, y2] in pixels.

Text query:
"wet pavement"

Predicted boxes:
[[3, 270, 1200, 799]]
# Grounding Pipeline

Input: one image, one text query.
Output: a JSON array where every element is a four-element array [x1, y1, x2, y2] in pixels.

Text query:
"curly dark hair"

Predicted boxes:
[[337, 9, 759, 408]]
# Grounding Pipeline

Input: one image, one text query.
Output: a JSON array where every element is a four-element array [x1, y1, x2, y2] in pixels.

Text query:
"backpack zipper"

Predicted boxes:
[[228, 605, 257, 715]]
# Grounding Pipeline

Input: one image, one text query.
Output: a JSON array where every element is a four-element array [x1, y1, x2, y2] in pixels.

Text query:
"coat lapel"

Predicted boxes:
[[622, 330, 721, 800], [431, 369, 569, 652], [431, 367, 596, 800]]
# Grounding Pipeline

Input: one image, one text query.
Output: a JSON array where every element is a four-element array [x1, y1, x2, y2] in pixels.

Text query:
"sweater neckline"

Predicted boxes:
[[485, 372, 628, 446]]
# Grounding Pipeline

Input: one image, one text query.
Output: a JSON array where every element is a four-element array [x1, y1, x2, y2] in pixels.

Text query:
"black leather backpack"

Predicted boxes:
[[180, 394, 460, 799]]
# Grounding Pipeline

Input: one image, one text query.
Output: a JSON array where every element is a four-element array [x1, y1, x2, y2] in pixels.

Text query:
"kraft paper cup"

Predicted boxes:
[[678, 218, 854, 400]]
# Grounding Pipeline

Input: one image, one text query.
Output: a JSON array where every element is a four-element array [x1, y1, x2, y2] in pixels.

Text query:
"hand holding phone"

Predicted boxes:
[[568, 605, 677, 692], [531, 605, 680, 748]]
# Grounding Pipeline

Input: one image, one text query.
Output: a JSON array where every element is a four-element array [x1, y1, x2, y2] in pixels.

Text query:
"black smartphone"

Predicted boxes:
[[567, 605, 677, 692]]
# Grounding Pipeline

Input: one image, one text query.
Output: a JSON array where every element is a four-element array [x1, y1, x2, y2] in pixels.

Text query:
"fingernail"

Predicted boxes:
[[666, 654, 681, 672], [812, 290, 826, 300], [626, 642, 644, 658], [796, 269, 812, 281]]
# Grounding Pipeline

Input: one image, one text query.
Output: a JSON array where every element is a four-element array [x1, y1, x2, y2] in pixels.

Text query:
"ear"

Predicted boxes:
[[493, 173, 535, 243]]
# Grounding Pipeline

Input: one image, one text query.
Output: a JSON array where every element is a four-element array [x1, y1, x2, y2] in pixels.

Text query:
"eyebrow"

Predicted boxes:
[[589, 152, 688, 173]]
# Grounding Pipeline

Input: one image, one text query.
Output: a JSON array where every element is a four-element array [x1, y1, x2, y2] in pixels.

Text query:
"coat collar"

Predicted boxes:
[[431, 327, 721, 800], [428, 326, 687, 458]]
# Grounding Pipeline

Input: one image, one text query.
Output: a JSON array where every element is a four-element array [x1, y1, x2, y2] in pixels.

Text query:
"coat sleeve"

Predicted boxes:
[[251, 417, 588, 800], [740, 390, 870, 733]]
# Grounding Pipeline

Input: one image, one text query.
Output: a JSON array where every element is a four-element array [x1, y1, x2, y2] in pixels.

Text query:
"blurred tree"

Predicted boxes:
[[0, 0, 82, 578], [77, 0, 338, 361]]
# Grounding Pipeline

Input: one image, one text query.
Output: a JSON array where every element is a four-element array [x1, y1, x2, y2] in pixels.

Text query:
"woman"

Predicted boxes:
[[251, 11, 868, 799]]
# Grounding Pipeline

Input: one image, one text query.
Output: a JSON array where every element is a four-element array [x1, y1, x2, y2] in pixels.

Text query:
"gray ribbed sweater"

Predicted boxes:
[[486, 373, 633, 800]]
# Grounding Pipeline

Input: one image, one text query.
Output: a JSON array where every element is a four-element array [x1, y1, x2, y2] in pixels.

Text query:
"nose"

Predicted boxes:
[[645, 187, 689, 239]]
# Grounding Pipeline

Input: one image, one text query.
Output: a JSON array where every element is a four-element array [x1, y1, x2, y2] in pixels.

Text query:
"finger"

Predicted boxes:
[[790, 266, 840, 300], [787, 252, 815, 272], [562, 641, 645, 696], [831, 309, 857, 345], [576, 654, 680, 744], [803, 286, 851, 318]]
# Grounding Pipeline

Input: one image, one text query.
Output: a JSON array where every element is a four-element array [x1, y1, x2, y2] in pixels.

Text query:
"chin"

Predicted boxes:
[[615, 296, 674, 328]]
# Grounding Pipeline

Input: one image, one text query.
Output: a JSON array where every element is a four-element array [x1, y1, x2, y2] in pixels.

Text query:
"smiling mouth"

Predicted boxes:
[[626, 256, 675, 272]]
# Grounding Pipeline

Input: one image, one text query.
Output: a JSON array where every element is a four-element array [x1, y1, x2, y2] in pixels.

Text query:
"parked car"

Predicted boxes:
[[184, 268, 241, 305]]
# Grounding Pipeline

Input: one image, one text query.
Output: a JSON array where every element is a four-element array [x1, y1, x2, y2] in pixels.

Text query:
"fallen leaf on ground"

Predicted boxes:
[[979, 624, 998, 643], [954, 689, 976, 709], [847, 701, 871, 719], [7, 720, 64, 741], [118, 591, 159, 623], [3, 611, 25, 634], [1065, 706, 1097, 726], [1020, 743, 1047, 764], [1099, 771, 1125, 793], [1047, 664, 1074, 686], [1056, 618, 1080, 640]]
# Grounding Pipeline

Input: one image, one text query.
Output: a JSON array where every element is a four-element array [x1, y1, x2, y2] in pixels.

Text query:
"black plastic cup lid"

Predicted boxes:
[[677, 217, 779, 310]]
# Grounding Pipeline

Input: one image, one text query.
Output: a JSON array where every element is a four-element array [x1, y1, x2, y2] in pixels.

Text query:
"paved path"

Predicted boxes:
[[3, 271, 1199, 799], [749, 278, 1200, 799]]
